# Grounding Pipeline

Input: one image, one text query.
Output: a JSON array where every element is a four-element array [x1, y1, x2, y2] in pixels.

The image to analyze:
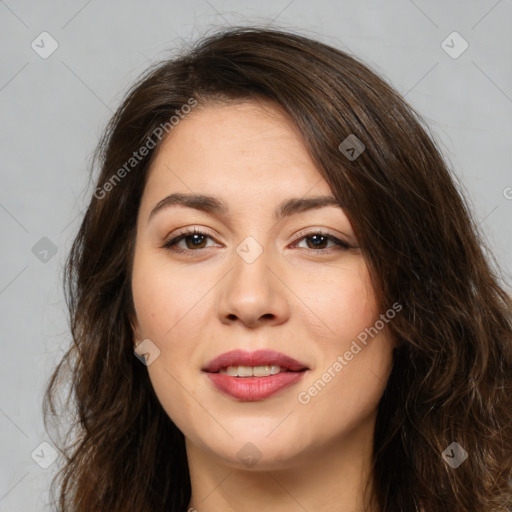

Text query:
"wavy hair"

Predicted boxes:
[[44, 26, 512, 511]]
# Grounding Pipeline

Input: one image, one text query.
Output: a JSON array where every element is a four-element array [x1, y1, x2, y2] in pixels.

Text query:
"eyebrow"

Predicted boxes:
[[147, 192, 342, 224]]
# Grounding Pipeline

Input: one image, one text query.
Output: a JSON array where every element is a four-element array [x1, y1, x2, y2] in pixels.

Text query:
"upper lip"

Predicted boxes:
[[202, 349, 309, 373]]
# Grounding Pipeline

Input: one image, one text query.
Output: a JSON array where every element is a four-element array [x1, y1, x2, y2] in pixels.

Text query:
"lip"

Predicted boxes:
[[202, 349, 308, 373], [202, 349, 309, 401], [203, 350, 308, 373]]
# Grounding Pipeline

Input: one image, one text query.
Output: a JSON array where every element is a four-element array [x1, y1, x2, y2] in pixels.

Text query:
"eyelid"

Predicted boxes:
[[166, 226, 217, 241], [161, 226, 221, 249]]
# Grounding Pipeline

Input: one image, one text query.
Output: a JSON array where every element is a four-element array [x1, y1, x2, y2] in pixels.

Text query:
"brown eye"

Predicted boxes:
[[181, 233, 208, 249], [162, 229, 218, 253], [304, 234, 330, 249], [293, 231, 353, 252]]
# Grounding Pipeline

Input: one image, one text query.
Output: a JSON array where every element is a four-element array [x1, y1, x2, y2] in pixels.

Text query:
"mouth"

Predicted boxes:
[[202, 349, 309, 401], [202, 349, 308, 373]]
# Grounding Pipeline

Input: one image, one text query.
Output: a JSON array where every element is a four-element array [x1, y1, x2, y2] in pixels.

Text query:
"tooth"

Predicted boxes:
[[218, 365, 287, 377], [226, 366, 237, 376], [253, 365, 270, 377], [237, 365, 253, 377], [269, 365, 281, 375]]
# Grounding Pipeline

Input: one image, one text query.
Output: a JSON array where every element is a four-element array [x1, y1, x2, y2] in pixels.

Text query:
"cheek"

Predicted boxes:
[[131, 250, 207, 343], [293, 258, 379, 343], [292, 260, 392, 426], [131, 252, 206, 428], [130, 250, 216, 396]]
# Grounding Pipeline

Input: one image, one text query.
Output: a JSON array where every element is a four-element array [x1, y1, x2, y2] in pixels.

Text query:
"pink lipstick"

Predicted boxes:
[[202, 349, 308, 401]]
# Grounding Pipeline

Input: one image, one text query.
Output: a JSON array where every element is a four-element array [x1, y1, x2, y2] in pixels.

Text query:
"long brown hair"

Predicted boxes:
[[44, 26, 512, 511]]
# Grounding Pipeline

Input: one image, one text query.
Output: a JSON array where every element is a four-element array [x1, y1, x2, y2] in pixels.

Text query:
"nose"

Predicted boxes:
[[216, 245, 291, 328]]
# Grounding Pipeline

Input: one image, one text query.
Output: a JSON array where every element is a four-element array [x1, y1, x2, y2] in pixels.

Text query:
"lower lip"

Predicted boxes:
[[205, 371, 306, 401]]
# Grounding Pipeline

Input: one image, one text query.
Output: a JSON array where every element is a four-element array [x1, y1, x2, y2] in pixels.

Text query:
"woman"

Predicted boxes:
[[44, 27, 512, 511]]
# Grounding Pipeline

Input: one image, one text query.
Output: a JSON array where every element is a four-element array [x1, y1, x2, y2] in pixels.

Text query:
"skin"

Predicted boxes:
[[130, 99, 395, 512]]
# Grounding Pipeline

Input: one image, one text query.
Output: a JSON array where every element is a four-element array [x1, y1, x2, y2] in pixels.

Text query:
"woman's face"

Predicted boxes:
[[131, 100, 395, 471]]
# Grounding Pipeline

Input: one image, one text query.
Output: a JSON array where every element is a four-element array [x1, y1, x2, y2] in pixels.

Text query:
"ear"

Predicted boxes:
[[129, 315, 143, 348]]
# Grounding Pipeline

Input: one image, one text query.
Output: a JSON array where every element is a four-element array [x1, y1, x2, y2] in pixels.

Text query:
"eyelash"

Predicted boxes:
[[161, 227, 354, 255]]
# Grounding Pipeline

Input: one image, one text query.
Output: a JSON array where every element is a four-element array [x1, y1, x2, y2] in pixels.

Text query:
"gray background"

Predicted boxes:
[[1, 1, 511, 510]]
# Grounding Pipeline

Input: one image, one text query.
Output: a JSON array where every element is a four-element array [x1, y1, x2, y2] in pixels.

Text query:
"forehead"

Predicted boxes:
[[142, 99, 332, 200]]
